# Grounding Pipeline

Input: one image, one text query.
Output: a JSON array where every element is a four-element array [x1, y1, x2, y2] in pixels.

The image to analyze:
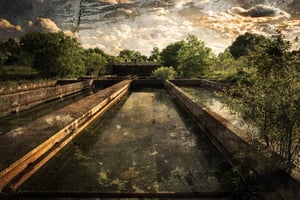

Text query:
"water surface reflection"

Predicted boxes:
[[21, 90, 234, 193]]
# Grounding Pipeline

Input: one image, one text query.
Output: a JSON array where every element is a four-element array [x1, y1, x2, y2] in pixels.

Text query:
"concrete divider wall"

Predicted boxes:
[[0, 80, 92, 116], [0, 80, 57, 95], [131, 79, 164, 89], [171, 79, 228, 91], [93, 80, 123, 89]]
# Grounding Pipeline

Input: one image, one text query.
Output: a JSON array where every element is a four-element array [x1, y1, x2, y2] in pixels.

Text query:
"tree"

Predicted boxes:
[[177, 35, 214, 78], [152, 66, 176, 80], [84, 52, 107, 76], [160, 40, 184, 70], [87, 47, 116, 74], [229, 32, 267, 59], [214, 49, 236, 73], [0, 38, 23, 65], [0, 51, 8, 66], [118, 49, 147, 62], [225, 33, 300, 166], [148, 47, 161, 62], [20, 32, 85, 78]]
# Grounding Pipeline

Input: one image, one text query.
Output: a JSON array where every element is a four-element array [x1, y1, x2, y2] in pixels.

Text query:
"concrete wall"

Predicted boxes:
[[0, 80, 57, 95], [131, 79, 164, 90], [171, 79, 228, 91], [93, 80, 122, 89], [0, 80, 92, 116]]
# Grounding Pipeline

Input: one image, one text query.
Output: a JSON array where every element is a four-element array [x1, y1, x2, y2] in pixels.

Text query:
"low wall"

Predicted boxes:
[[0, 80, 57, 95], [93, 80, 122, 89], [56, 79, 84, 85], [171, 79, 228, 91], [165, 80, 300, 199], [131, 79, 164, 90], [0, 80, 92, 116]]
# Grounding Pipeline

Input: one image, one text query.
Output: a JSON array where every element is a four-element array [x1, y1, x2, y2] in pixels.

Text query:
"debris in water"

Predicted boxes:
[[121, 169, 140, 179], [133, 184, 144, 192], [170, 132, 178, 138], [149, 151, 158, 156], [152, 181, 159, 191], [132, 161, 137, 166], [99, 171, 107, 180]]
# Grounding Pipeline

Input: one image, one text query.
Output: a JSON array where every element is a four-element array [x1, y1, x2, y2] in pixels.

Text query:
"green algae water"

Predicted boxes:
[[20, 89, 235, 194]]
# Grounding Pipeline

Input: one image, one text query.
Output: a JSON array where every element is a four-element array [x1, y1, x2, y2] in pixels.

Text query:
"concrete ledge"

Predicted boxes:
[[0, 80, 131, 191], [0, 80, 92, 116], [131, 79, 164, 89], [0, 81, 57, 95], [171, 79, 228, 91]]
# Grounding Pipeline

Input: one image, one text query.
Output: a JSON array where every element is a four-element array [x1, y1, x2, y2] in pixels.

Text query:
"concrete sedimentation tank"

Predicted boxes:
[[0, 80, 131, 192], [0, 79, 299, 199]]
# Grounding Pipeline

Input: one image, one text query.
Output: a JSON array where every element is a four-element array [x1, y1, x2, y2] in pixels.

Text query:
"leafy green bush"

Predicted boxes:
[[152, 66, 176, 80]]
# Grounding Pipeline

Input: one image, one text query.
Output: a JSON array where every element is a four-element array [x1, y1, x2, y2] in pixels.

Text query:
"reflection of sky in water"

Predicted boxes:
[[181, 87, 252, 133], [21, 91, 233, 192]]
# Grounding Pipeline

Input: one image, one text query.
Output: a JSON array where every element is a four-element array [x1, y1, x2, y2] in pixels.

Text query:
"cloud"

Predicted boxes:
[[0, 18, 24, 40], [176, 2, 300, 51], [27, 18, 75, 36], [232, 4, 286, 18], [28, 18, 61, 32], [0, 18, 75, 41], [184, 4, 296, 37], [97, 0, 131, 4], [78, 7, 231, 56], [118, 8, 133, 15], [0, 18, 23, 31]]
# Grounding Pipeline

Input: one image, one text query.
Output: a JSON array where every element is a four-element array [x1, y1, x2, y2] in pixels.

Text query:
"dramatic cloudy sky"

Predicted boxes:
[[0, 0, 299, 55]]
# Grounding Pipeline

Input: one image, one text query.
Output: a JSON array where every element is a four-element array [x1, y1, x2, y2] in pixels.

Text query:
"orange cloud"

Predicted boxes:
[[98, 0, 131, 4], [183, 4, 295, 37], [0, 18, 75, 41], [0, 18, 24, 40], [28, 18, 61, 32], [0, 18, 23, 32]]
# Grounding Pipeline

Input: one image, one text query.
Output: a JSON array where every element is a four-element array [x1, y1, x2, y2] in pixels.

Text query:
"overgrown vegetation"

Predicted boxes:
[[0, 32, 116, 80], [157, 32, 300, 174], [152, 66, 176, 80], [224, 33, 300, 168]]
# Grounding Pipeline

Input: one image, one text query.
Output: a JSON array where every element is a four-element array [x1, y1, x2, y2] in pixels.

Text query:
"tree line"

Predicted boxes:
[[0, 32, 222, 80]]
